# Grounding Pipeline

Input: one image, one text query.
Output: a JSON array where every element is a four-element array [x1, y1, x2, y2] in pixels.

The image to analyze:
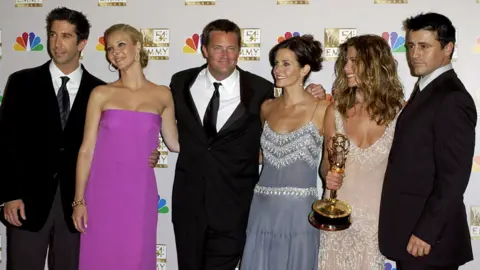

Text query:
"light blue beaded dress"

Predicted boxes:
[[240, 120, 323, 270]]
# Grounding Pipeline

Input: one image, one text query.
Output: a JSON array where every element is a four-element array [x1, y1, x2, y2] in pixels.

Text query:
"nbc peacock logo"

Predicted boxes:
[[472, 156, 480, 172], [183, 33, 202, 54], [96, 36, 105, 51], [382, 31, 406, 53], [14, 32, 44, 52], [157, 195, 169, 214], [384, 262, 397, 270], [277, 31, 300, 44], [473, 37, 480, 54]]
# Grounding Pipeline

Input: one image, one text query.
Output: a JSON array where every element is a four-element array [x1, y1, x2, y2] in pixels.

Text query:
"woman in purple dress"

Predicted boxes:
[[72, 24, 179, 270]]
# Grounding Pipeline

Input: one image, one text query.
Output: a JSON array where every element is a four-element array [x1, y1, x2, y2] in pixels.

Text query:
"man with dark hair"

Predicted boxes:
[[0, 7, 158, 270], [379, 12, 476, 270], [169, 19, 326, 270]]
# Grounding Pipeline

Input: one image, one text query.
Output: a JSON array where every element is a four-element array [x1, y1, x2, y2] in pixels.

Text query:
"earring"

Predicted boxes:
[[108, 63, 118, 72], [135, 52, 140, 62]]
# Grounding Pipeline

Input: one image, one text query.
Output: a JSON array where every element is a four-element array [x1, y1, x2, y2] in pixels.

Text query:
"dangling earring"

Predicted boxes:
[[108, 63, 118, 72], [135, 51, 140, 62]]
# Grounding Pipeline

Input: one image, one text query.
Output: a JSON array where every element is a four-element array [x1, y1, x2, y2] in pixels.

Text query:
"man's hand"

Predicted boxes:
[[149, 149, 160, 168], [4, 199, 26, 226], [305, 83, 326, 100], [407, 234, 431, 257]]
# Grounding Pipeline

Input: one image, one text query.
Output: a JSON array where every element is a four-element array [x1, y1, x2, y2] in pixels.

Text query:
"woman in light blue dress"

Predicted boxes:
[[240, 35, 330, 270]]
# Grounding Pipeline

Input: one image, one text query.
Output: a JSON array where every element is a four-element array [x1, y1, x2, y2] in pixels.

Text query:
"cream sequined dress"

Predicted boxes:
[[318, 109, 399, 270]]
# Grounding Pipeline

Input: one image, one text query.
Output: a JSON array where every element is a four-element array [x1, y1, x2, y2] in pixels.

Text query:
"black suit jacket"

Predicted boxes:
[[379, 69, 476, 266], [0, 61, 105, 232], [169, 65, 273, 231]]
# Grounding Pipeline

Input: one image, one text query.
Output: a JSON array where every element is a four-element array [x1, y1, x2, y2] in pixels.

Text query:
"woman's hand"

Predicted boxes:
[[325, 171, 343, 190], [73, 205, 88, 234]]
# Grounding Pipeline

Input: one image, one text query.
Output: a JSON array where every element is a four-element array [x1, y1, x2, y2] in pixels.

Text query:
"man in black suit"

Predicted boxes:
[[0, 7, 158, 270], [379, 12, 476, 270], [169, 19, 325, 270]]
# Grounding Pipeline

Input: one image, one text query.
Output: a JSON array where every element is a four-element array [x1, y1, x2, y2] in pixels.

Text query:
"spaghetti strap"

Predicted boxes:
[[310, 100, 321, 121]]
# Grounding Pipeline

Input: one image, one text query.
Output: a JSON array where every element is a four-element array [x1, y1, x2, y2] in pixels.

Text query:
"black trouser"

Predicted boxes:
[[6, 187, 80, 270], [397, 261, 459, 270], [173, 213, 244, 270]]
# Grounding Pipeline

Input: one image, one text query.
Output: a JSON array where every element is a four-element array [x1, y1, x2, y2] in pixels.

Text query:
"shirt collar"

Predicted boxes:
[[49, 61, 83, 86], [419, 63, 453, 91], [205, 68, 239, 92]]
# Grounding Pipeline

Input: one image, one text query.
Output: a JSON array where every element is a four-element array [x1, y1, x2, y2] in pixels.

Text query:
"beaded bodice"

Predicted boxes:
[[261, 121, 323, 170], [255, 121, 323, 195]]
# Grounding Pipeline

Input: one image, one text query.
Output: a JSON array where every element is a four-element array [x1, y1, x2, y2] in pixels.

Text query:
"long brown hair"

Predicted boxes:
[[333, 34, 404, 125]]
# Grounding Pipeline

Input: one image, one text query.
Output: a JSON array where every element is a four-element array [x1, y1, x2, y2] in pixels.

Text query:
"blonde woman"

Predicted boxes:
[[72, 24, 179, 270]]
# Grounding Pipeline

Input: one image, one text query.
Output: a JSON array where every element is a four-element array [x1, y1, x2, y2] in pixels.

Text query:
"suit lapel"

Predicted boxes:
[[397, 70, 455, 129], [183, 65, 205, 127], [218, 68, 253, 134]]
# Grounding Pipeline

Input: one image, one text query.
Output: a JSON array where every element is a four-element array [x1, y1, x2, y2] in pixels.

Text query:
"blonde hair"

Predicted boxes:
[[104, 23, 149, 68], [333, 34, 404, 125]]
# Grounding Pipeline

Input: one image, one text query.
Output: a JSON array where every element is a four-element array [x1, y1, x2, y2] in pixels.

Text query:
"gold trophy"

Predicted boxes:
[[309, 133, 352, 231]]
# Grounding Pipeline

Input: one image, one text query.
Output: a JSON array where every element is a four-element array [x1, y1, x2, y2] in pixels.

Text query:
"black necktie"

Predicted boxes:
[[57, 76, 70, 129], [203, 82, 221, 138], [408, 82, 420, 104]]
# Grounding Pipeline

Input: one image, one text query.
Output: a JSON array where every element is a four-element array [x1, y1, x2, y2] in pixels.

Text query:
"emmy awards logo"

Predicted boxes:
[[471, 206, 480, 240], [156, 244, 167, 269], [156, 136, 169, 168], [141, 29, 170, 60], [324, 28, 357, 61], [239, 29, 261, 61]]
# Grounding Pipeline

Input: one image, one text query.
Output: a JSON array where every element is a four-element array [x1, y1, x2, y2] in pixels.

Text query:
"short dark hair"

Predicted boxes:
[[201, 19, 242, 48], [46, 7, 91, 44], [269, 34, 324, 83], [403, 12, 455, 58]]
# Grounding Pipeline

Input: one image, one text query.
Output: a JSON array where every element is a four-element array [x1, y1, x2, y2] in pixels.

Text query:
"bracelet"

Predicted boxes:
[[72, 199, 86, 208]]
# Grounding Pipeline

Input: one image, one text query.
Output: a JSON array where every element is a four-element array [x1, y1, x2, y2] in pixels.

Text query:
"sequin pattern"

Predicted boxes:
[[261, 121, 323, 169], [254, 185, 318, 198], [318, 108, 400, 270]]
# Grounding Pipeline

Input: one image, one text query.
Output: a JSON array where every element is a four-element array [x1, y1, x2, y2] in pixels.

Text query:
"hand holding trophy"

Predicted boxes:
[[309, 133, 352, 231]]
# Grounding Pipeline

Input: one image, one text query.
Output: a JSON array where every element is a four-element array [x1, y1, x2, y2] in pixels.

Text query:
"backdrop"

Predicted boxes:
[[0, 0, 479, 269]]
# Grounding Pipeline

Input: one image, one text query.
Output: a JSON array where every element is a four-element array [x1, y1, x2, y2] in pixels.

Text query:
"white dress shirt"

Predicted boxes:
[[190, 68, 240, 131], [49, 61, 83, 109], [418, 63, 453, 91]]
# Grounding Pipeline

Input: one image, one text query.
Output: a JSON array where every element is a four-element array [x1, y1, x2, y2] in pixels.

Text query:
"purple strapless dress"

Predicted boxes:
[[79, 109, 161, 270]]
